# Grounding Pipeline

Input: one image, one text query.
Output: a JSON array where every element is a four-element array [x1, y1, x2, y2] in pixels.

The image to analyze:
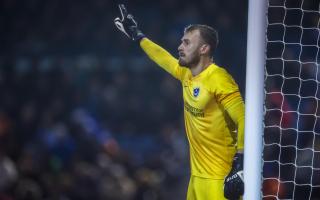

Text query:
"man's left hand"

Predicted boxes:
[[224, 153, 244, 199]]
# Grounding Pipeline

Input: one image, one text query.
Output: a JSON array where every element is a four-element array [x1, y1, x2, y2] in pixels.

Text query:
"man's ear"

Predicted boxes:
[[200, 44, 211, 55]]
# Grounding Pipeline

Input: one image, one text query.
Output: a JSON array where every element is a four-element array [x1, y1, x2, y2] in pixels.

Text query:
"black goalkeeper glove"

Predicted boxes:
[[114, 4, 145, 41], [224, 153, 244, 200]]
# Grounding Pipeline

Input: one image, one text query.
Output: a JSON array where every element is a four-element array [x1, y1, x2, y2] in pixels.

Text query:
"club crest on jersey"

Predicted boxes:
[[193, 87, 200, 97]]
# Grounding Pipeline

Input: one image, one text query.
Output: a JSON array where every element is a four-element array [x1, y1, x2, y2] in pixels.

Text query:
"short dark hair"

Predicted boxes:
[[184, 24, 219, 56]]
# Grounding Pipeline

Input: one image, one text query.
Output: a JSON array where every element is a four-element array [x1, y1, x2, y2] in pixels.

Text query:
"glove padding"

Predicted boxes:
[[114, 4, 145, 41], [224, 153, 244, 200]]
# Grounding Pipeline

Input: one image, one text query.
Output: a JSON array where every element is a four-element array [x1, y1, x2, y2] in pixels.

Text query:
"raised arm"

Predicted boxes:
[[114, 4, 185, 80], [140, 38, 184, 80]]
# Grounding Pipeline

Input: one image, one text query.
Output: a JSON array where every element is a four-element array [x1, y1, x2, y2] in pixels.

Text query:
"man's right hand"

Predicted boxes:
[[114, 4, 145, 41]]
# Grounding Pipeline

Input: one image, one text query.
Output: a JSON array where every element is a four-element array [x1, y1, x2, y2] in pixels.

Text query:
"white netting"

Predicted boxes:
[[263, 0, 320, 199]]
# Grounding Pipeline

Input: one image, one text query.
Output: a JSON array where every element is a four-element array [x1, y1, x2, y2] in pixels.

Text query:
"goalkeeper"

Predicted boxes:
[[114, 5, 245, 200]]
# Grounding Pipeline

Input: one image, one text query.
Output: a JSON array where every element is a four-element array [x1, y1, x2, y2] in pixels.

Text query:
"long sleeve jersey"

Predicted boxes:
[[140, 38, 245, 179]]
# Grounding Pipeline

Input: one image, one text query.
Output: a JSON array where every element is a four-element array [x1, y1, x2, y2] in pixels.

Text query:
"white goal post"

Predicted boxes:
[[243, 0, 267, 199], [244, 0, 320, 199]]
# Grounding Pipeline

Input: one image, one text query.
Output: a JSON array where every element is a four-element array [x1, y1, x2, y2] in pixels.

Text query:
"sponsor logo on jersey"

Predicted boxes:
[[184, 101, 204, 117]]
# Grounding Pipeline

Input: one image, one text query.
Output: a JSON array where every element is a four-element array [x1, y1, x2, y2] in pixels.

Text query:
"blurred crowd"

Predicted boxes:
[[0, 56, 190, 199], [0, 0, 248, 87], [0, 0, 248, 199]]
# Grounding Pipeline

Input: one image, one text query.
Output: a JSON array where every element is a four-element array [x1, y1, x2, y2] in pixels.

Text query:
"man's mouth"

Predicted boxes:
[[179, 53, 185, 57]]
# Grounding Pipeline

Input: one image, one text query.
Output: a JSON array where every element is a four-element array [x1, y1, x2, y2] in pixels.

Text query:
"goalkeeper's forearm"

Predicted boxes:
[[223, 92, 245, 150], [140, 38, 181, 79]]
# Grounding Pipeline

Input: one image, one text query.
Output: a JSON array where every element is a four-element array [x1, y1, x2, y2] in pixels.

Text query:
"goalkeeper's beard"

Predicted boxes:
[[178, 53, 200, 68]]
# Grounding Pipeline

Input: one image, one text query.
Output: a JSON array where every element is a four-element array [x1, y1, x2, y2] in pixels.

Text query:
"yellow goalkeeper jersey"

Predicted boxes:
[[140, 38, 245, 179]]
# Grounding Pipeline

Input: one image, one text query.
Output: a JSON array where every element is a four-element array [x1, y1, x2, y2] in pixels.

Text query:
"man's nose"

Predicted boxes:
[[178, 44, 183, 51]]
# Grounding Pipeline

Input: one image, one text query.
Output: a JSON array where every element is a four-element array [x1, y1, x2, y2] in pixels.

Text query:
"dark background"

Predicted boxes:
[[0, 0, 248, 199]]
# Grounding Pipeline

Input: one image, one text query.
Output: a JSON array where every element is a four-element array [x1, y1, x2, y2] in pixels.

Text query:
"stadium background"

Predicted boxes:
[[0, 0, 248, 199]]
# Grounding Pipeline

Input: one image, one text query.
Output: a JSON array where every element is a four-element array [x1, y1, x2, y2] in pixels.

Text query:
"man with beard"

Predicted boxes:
[[114, 4, 245, 200]]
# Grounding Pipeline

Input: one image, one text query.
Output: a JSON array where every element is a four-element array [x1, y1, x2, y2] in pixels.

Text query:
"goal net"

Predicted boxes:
[[263, 0, 320, 199]]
